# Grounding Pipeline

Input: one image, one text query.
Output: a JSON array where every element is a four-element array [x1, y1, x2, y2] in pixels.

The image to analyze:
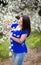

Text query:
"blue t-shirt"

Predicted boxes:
[[9, 23, 30, 53]]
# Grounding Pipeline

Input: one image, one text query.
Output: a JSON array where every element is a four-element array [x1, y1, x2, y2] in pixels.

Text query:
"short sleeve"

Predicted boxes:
[[11, 22, 18, 28], [21, 30, 30, 35]]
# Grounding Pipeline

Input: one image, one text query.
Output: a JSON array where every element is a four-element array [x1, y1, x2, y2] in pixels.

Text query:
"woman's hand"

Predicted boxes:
[[6, 26, 11, 32], [6, 20, 12, 31]]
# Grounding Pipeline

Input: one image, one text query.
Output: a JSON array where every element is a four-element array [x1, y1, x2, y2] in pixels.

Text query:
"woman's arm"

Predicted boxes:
[[11, 34, 27, 44]]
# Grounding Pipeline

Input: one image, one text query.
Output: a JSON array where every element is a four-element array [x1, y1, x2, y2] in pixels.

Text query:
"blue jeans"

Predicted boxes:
[[12, 52, 26, 65]]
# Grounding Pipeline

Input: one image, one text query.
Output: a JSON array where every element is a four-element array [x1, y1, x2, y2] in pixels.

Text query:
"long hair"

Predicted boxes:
[[22, 15, 31, 37]]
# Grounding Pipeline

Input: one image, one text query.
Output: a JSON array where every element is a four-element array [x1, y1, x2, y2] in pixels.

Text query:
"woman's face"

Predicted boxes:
[[18, 17, 23, 26]]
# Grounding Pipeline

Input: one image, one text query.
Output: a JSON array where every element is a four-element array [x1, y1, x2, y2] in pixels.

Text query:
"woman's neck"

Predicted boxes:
[[16, 25, 22, 30], [19, 25, 22, 28]]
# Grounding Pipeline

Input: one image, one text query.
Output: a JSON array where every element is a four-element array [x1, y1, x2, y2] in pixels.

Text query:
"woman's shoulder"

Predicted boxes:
[[21, 30, 30, 35]]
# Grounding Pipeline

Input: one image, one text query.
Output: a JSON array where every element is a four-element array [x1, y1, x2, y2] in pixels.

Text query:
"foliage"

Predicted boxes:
[[0, 38, 10, 61], [26, 30, 41, 49], [0, 32, 3, 38]]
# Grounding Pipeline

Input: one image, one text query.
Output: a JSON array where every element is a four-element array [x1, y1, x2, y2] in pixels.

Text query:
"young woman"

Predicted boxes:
[[9, 15, 31, 65]]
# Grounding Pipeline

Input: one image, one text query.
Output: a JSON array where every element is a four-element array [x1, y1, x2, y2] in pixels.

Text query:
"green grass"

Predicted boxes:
[[0, 38, 10, 61], [0, 30, 41, 61], [26, 31, 41, 49]]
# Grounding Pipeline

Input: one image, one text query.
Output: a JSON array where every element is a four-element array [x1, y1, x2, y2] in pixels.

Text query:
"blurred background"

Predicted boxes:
[[0, 0, 41, 65]]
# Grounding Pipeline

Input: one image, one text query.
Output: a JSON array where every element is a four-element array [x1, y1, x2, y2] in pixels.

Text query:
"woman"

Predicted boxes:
[[8, 15, 31, 65]]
